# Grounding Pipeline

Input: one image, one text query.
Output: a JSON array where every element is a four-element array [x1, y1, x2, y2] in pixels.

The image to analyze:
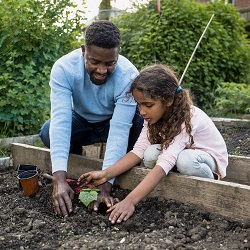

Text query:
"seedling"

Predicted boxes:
[[78, 188, 100, 207]]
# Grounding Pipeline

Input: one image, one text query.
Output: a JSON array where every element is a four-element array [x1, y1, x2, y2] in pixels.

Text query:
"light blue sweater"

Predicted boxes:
[[49, 48, 139, 180]]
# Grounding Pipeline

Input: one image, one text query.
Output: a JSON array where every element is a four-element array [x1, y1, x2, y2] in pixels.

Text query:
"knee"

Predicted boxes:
[[39, 120, 50, 148], [176, 150, 194, 174], [176, 150, 215, 178], [143, 144, 161, 169]]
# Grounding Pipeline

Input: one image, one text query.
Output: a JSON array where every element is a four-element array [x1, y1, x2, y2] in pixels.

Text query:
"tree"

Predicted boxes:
[[0, 0, 86, 137], [113, 0, 250, 112], [98, 0, 112, 20]]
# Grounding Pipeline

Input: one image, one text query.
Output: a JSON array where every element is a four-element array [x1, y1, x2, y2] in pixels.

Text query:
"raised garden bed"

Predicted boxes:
[[0, 117, 249, 249]]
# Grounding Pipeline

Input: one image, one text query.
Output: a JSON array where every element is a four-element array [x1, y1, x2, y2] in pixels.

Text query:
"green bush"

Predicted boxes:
[[0, 0, 85, 137], [113, 0, 250, 113], [244, 19, 250, 38], [213, 82, 250, 116]]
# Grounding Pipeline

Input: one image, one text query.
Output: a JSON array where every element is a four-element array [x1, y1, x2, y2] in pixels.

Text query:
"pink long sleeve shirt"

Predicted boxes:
[[131, 106, 228, 178]]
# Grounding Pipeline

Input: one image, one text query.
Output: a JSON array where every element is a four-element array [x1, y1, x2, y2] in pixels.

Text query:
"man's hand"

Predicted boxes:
[[77, 170, 107, 187], [52, 171, 75, 218], [88, 182, 115, 212], [107, 197, 135, 224]]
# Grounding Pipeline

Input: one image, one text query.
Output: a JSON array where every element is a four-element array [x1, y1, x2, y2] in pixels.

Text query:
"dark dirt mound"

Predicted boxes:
[[0, 167, 249, 250]]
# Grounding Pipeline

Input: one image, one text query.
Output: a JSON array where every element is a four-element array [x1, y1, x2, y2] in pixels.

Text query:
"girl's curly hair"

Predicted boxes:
[[130, 64, 194, 150]]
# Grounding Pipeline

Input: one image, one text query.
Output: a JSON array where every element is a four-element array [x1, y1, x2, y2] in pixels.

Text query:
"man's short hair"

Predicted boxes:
[[85, 20, 121, 49]]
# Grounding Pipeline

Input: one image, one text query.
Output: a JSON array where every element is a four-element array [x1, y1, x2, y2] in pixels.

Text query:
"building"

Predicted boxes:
[[197, 0, 250, 20]]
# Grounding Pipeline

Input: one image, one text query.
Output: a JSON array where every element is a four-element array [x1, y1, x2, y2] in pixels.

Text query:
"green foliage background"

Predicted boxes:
[[214, 82, 250, 116], [0, 0, 85, 137], [113, 0, 250, 114], [1, 0, 250, 138]]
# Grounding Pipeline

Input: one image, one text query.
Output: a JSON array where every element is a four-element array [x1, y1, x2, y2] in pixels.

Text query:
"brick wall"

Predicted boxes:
[[196, 0, 250, 10], [234, 0, 250, 9]]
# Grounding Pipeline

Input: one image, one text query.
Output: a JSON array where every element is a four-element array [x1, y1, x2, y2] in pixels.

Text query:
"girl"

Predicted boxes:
[[77, 63, 228, 224]]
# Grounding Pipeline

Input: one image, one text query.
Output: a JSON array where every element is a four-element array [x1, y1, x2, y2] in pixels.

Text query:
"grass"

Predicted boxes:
[[0, 147, 11, 158]]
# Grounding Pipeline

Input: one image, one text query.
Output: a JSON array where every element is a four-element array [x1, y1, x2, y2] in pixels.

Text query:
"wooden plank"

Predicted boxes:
[[224, 155, 250, 185], [11, 143, 102, 177], [116, 169, 250, 221], [11, 143, 250, 222], [0, 135, 40, 149], [11, 143, 250, 185], [0, 157, 10, 170], [212, 117, 250, 127], [83, 143, 106, 159]]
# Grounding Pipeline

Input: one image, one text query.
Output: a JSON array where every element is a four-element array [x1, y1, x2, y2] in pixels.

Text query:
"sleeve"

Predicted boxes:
[[156, 127, 191, 175], [131, 121, 151, 158], [101, 67, 138, 184], [132, 121, 190, 175], [49, 60, 73, 173]]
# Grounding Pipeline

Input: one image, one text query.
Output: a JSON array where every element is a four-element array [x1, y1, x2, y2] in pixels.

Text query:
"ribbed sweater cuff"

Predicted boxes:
[[51, 158, 68, 174]]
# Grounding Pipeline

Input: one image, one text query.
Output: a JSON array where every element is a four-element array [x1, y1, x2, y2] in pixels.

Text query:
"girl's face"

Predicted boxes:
[[133, 89, 173, 124]]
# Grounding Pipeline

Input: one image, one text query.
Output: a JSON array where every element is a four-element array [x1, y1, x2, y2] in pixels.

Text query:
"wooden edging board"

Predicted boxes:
[[11, 143, 250, 222], [0, 134, 40, 149]]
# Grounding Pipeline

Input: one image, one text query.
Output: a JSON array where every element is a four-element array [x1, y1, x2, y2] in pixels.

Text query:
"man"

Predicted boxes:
[[39, 21, 143, 218]]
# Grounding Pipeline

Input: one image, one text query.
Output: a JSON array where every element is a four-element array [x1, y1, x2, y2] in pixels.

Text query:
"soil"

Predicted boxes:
[[217, 124, 250, 158], [0, 124, 250, 250], [0, 170, 249, 250]]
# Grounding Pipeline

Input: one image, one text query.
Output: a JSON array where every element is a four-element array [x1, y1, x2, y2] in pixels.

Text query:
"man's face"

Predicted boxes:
[[82, 45, 119, 85]]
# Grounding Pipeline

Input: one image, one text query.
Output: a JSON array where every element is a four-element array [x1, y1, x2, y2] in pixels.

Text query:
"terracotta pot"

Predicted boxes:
[[17, 164, 37, 175], [18, 170, 39, 197], [17, 164, 38, 188]]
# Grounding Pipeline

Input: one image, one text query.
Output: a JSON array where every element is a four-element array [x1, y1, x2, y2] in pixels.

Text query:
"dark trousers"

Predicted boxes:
[[39, 110, 143, 155]]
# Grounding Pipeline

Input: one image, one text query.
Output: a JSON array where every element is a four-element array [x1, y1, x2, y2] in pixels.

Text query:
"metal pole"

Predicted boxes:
[[179, 14, 215, 85]]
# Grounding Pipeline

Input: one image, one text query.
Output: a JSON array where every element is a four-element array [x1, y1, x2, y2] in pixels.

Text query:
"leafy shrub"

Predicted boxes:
[[113, 0, 250, 113], [244, 19, 250, 38], [0, 0, 85, 137], [213, 82, 250, 116]]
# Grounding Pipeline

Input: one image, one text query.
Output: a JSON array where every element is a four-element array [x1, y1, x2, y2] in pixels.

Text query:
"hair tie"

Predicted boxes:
[[176, 86, 182, 92]]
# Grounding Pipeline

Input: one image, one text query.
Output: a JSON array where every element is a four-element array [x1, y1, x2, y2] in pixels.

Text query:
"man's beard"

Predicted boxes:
[[89, 71, 111, 85]]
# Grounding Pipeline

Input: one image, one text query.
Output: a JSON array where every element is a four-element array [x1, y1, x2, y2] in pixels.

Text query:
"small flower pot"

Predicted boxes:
[[17, 164, 37, 175], [17, 164, 38, 188], [17, 170, 39, 197]]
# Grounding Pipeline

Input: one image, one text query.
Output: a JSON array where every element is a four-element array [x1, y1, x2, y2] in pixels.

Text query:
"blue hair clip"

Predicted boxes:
[[176, 86, 182, 92]]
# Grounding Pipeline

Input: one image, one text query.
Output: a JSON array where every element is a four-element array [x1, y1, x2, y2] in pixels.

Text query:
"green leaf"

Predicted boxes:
[[78, 189, 100, 207]]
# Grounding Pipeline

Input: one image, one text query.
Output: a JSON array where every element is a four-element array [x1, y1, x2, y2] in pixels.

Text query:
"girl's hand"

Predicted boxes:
[[107, 198, 135, 224], [77, 170, 107, 187]]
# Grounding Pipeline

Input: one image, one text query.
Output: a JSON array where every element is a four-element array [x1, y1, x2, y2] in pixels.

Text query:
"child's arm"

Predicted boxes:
[[77, 152, 141, 187], [107, 165, 166, 224]]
